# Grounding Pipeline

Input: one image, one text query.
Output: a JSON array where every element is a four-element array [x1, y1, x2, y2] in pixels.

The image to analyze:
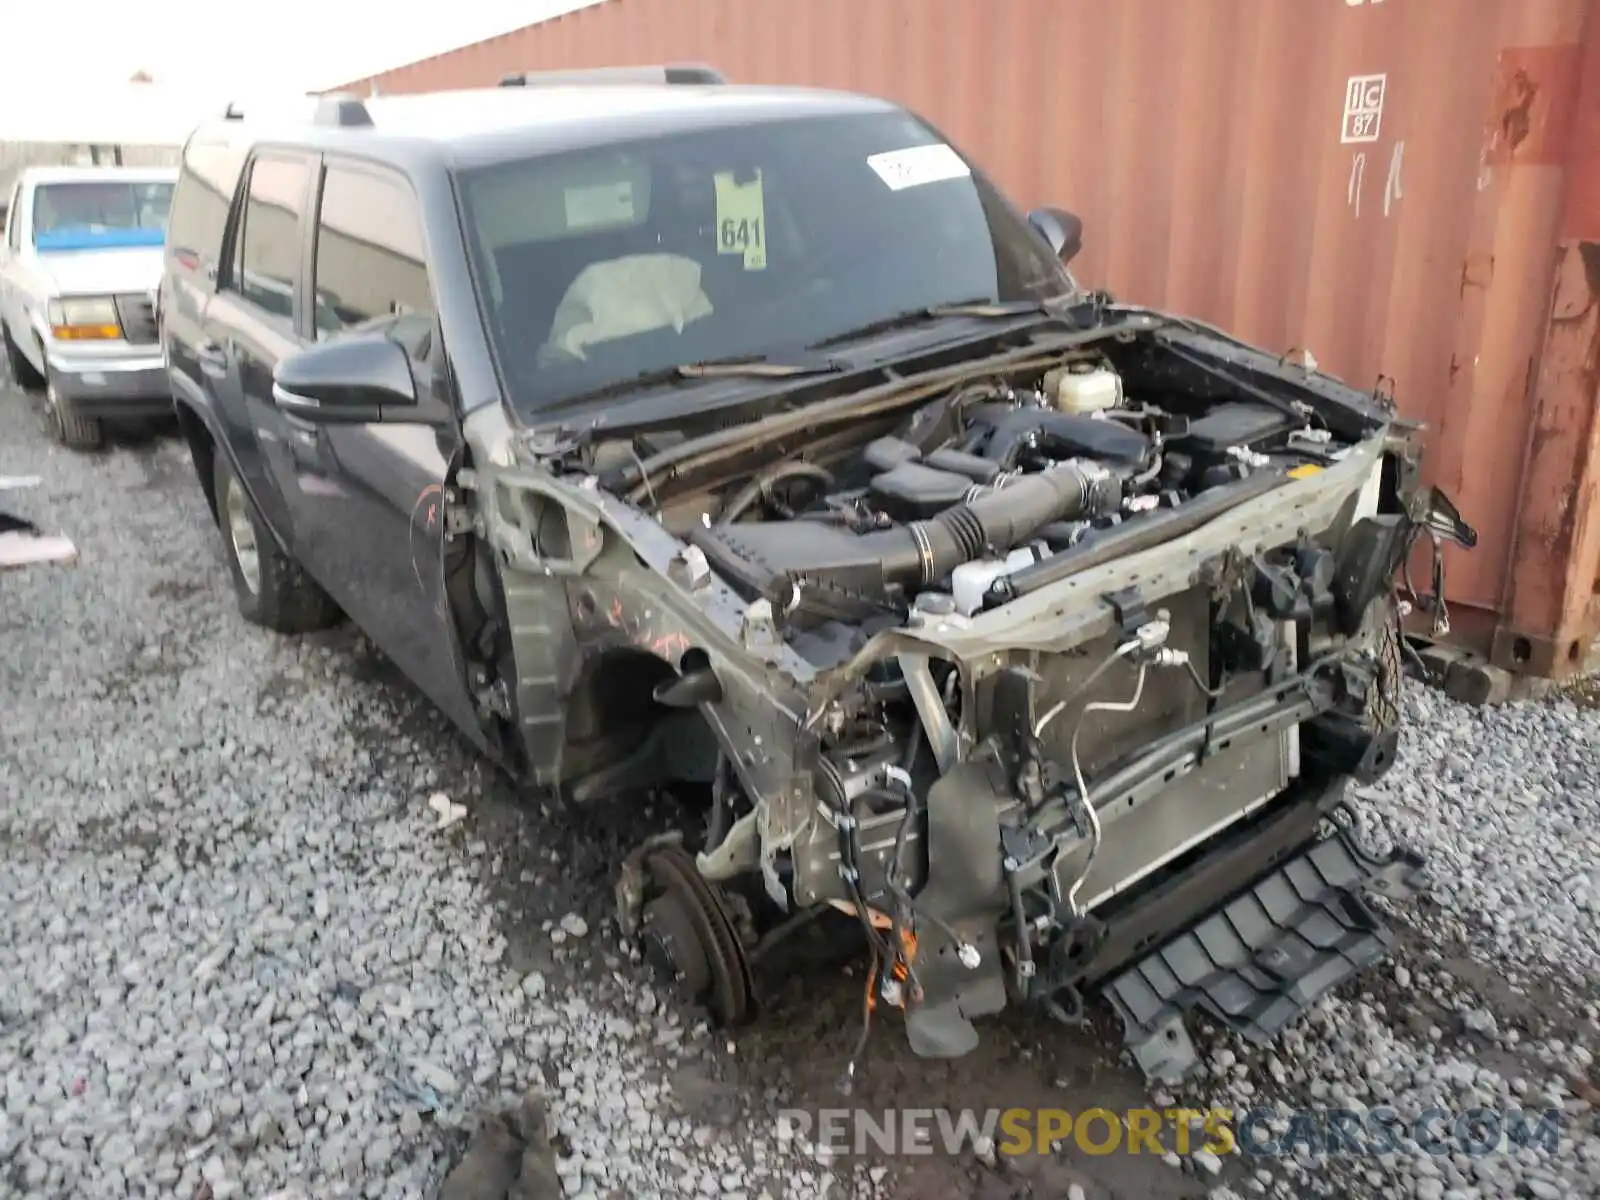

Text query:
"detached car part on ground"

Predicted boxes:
[[0, 165, 178, 450], [0, 476, 76, 572], [167, 75, 1478, 1087]]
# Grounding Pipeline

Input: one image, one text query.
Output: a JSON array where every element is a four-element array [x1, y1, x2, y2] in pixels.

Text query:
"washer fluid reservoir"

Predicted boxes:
[[1046, 361, 1123, 414], [951, 544, 1049, 615]]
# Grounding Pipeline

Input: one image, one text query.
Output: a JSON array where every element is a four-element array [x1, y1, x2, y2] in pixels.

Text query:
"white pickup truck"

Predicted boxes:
[[0, 165, 178, 449]]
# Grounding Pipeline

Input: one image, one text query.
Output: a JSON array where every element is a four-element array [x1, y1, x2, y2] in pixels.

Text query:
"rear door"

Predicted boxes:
[[162, 135, 248, 416], [270, 155, 480, 739], [202, 149, 318, 541]]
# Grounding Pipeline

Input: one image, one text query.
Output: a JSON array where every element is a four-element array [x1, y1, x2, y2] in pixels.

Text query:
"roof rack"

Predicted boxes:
[[220, 93, 374, 127], [313, 93, 374, 127], [497, 63, 727, 87]]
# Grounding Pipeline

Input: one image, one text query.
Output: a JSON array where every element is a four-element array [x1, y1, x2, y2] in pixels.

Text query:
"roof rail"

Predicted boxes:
[[497, 63, 727, 87], [313, 93, 374, 127]]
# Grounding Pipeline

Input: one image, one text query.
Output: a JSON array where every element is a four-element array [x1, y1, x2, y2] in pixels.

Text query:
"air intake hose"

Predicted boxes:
[[869, 460, 1119, 588]]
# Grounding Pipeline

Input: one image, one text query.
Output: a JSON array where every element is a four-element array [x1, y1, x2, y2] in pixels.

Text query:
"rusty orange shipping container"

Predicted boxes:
[[335, 0, 1600, 680]]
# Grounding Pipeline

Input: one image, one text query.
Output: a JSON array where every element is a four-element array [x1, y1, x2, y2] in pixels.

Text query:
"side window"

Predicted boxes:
[[234, 155, 311, 321], [312, 162, 433, 342], [167, 140, 247, 273]]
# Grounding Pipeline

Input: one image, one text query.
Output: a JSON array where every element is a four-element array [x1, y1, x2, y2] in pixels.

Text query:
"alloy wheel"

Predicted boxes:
[[223, 473, 262, 595]]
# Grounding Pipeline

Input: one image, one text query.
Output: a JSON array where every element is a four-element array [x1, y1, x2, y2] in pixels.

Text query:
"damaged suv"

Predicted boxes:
[[161, 66, 1476, 1083]]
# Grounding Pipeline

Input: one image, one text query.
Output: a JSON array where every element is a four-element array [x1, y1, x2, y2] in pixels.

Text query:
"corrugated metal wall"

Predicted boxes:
[[336, 0, 1600, 677]]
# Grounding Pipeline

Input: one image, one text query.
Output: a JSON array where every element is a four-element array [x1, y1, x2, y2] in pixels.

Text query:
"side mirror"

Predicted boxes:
[[271, 331, 417, 424], [1027, 207, 1084, 265]]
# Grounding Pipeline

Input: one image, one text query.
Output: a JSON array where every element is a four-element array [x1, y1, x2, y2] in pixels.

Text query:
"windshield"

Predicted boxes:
[[456, 110, 1073, 415], [32, 181, 174, 249]]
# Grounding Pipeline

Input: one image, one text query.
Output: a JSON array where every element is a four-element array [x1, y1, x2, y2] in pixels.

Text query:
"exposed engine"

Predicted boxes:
[[515, 328, 1476, 1086], [689, 355, 1352, 658], [634, 348, 1455, 1075]]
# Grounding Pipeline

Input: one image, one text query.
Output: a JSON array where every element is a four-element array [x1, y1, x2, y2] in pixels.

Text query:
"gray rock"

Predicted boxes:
[[560, 914, 590, 939]]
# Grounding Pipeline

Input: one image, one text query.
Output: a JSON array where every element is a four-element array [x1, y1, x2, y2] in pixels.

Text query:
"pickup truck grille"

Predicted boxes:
[[114, 294, 158, 346]]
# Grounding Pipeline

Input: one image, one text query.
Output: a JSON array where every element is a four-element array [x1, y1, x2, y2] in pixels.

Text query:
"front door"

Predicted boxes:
[[205, 149, 319, 541], [266, 155, 481, 743]]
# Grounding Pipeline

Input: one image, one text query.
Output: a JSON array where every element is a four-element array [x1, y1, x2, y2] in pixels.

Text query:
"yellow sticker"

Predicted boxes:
[[1288, 464, 1323, 479], [713, 169, 766, 270]]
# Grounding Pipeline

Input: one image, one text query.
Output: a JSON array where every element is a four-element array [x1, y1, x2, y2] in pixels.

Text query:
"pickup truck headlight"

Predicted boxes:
[[46, 297, 122, 341]]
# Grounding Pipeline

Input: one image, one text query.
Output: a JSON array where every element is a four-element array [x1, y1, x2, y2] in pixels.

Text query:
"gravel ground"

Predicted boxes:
[[2, 379, 1597, 1200], [1163, 682, 1600, 1200], [0, 392, 849, 1200]]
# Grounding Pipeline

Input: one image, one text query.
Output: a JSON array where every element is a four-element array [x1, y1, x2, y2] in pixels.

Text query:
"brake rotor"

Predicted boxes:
[[641, 892, 713, 998], [639, 844, 755, 1026]]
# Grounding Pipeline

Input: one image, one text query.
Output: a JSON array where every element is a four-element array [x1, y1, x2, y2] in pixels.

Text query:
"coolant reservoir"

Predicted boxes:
[[1046, 361, 1122, 414], [951, 544, 1049, 615]]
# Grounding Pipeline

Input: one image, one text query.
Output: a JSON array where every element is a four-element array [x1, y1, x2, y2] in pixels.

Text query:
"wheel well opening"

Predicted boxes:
[[174, 406, 219, 523], [561, 645, 719, 789]]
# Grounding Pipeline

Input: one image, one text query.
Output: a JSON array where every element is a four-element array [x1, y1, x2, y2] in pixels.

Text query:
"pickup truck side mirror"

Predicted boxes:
[[271, 331, 417, 424], [1027, 207, 1084, 265]]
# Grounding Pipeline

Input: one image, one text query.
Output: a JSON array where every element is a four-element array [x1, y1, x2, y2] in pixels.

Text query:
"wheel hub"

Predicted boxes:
[[628, 844, 754, 1026], [641, 893, 713, 995]]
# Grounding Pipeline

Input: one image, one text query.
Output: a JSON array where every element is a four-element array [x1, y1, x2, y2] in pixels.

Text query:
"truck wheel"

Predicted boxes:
[[3, 323, 45, 390], [212, 452, 342, 634], [44, 375, 105, 451]]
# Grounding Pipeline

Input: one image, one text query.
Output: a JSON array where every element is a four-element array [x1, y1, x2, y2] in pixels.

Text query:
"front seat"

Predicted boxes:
[[539, 179, 717, 363]]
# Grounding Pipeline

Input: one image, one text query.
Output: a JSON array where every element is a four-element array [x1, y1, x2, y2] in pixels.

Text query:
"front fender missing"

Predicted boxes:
[[470, 465, 819, 861], [469, 466, 607, 577]]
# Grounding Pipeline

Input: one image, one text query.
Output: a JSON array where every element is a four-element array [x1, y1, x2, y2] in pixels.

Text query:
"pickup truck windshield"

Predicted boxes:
[[456, 110, 1072, 415], [32, 181, 174, 249]]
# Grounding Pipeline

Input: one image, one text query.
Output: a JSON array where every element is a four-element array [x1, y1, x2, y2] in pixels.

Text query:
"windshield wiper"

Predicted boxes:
[[805, 297, 1067, 350], [536, 354, 843, 414], [673, 354, 842, 379]]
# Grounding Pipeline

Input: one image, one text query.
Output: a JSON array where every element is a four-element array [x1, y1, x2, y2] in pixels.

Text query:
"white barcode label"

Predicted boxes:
[[866, 144, 971, 191]]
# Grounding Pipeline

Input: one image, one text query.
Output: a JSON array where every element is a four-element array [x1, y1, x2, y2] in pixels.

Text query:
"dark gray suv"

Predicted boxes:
[[159, 64, 1475, 1084]]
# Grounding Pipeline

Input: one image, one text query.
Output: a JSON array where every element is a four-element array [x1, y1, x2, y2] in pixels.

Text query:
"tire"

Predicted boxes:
[[211, 452, 342, 634], [43, 372, 105, 451], [2, 322, 45, 390]]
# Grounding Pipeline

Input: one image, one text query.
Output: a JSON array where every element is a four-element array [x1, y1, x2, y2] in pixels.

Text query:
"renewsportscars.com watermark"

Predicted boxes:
[[776, 1105, 1566, 1160]]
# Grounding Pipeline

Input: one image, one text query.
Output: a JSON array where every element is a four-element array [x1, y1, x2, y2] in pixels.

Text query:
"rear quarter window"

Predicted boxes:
[[167, 139, 248, 275]]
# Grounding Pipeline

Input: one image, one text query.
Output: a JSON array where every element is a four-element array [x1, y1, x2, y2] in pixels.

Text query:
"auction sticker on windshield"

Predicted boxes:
[[564, 181, 636, 231], [714, 169, 766, 270], [866, 144, 971, 191]]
